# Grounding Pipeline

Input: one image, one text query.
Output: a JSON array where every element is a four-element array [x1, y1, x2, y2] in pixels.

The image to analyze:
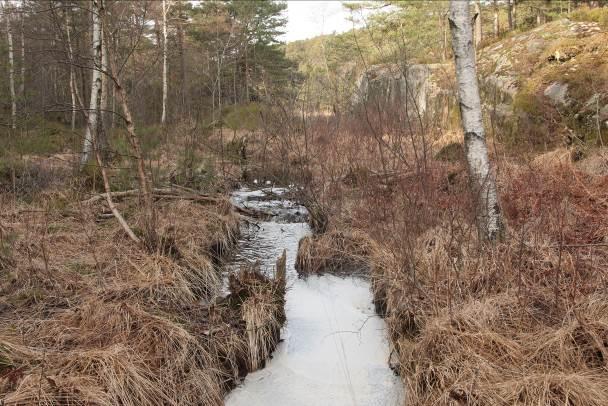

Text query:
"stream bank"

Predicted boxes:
[[224, 187, 404, 406]]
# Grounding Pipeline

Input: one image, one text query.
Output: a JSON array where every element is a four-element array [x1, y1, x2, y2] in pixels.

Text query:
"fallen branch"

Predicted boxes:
[[81, 187, 214, 204], [82, 187, 260, 219]]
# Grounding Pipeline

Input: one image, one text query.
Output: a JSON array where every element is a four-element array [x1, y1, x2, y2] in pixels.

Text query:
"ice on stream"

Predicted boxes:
[[225, 187, 404, 406]]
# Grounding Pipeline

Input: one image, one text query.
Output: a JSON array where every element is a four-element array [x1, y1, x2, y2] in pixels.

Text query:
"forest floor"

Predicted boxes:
[[0, 126, 286, 405]]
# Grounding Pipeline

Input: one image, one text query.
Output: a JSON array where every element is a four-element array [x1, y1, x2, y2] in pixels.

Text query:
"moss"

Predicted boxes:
[[0, 121, 74, 158], [435, 142, 463, 163], [223, 103, 262, 131]]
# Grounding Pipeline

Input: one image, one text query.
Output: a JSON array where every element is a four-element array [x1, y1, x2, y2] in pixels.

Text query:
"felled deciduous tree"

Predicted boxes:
[[448, 0, 503, 241]]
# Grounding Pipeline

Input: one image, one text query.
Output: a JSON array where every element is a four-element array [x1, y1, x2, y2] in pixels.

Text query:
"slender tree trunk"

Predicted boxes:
[[474, 1, 483, 49], [19, 10, 24, 102], [161, 0, 168, 125], [177, 9, 186, 116], [513, 0, 517, 29], [81, 0, 103, 167], [5, 1, 16, 130], [106, 33, 157, 248], [441, 12, 448, 61], [493, 0, 500, 37], [507, 0, 513, 30], [99, 27, 108, 150], [449, 0, 503, 241], [244, 46, 249, 102], [66, 13, 76, 131]]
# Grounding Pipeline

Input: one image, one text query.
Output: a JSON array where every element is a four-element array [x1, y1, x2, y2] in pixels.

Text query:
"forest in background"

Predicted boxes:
[[1, 0, 608, 405]]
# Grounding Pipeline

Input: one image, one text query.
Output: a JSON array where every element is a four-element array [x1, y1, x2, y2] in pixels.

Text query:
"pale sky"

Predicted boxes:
[[281, 1, 370, 43]]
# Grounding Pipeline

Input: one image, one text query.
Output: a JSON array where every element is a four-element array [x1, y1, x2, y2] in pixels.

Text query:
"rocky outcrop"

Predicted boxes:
[[352, 63, 453, 120], [477, 19, 608, 144]]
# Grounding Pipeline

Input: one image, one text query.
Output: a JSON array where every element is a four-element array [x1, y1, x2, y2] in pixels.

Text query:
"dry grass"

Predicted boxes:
[[285, 100, 608, 404], [0, 189, 286, 405], [295, 230, 379, 276]]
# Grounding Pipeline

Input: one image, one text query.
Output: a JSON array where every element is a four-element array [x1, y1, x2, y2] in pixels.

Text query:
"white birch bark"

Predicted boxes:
[[100, 29, 108, 127], [66, 13, 76, 131], [449, 0, 503, 241], [5, 1, 16, 129], [161, 0, 168, 125], [19, 10, 24, 100], [81, 0, 103, 167]]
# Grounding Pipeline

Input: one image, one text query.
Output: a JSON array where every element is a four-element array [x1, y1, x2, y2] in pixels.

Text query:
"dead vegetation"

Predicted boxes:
[[287, 87, 608, 405], [0, 183, 286, 405]]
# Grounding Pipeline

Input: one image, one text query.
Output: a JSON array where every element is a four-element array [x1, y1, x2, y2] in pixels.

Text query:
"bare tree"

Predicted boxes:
[[103, 18, 158, 248], [19, 6, 24, 102], [474, 1, 483, 48], [161, 0, 169, 125], [449, 0, 503, 241], [493, 0, 500, 37], [4, 0, 16, 129], [81, 0, 103, 167], [66, 11, 76, 131]]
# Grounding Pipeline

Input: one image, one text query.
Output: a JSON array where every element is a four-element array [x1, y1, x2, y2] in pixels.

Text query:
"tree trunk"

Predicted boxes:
[[512, 0, 517, 29], [19, 10, 25, 102], [99, 26, 108, 150], [449, 0, 503, 241], [81, 0, 103, 167], [161, 0, 168, 125], [507, 0, 514, 30], [176, 7, 186, 117], [5, 1, 16, 130], [244, 46, 249, 102], [493, 0, 500, 37], [66, 13, 76, 131], [441, 12, 448, 61], [106, 32, 158, 248], [474, 1, 483, 49]]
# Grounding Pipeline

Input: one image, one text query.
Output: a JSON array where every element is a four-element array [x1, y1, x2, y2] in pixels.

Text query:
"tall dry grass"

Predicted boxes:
[[286, 96, 608, 405], [0, 190, 285, 405]]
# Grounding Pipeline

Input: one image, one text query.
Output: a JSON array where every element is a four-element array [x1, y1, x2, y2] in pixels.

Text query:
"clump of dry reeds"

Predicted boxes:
[[368, 159, 608, 405], [291, 105, 608, 405], [0, 192, 286, 405], [295, 230, 379, 276]]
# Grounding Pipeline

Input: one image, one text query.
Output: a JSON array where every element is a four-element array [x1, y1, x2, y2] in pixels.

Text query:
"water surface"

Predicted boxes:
[[225, 187, 404, 406]]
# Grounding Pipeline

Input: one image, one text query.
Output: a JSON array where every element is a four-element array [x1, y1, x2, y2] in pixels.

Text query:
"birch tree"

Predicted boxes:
[[448, 0, 503, 241], [81, 0, 103, 167], [161, 0, 168, 125], [66, 12, 76, 131], [4, 0, 16, 129], [19, 7, 24, 101]]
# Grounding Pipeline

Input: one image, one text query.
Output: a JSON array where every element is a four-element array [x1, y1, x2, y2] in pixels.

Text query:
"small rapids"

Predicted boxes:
[[225, 187, 404, 406]]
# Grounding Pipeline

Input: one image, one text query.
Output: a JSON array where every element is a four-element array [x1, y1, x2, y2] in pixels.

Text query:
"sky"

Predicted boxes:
[[281, 1, 368, 43]]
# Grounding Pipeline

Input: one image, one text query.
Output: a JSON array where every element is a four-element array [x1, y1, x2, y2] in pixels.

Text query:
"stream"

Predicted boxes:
[[224, 187, 404, 406]]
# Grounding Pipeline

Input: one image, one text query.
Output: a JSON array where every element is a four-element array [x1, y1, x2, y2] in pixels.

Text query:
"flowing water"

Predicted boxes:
[[225, 187, 404, 406]]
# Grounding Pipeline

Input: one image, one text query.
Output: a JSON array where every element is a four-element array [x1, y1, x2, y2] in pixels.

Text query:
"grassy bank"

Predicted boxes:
[[0, 122, 287, 405], [291, 100, 608, 404]]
